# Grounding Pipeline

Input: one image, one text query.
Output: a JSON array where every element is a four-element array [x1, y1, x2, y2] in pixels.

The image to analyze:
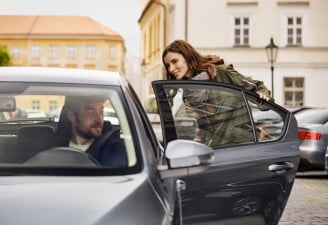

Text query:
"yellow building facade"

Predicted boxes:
[[0, 15, 125, 73], [138, 0, 169, 104], [0, 15, 125, 115]]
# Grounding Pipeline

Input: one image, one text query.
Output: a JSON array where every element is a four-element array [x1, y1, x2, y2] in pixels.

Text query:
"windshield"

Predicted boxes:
[[0, 82, 138, 175]]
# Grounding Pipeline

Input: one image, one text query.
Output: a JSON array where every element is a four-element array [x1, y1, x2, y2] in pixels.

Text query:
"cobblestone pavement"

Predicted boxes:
[[279, 171, 328, 225]]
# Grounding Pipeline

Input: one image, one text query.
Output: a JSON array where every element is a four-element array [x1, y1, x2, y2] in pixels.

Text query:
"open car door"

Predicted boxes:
[[152, 80, 300, 225]]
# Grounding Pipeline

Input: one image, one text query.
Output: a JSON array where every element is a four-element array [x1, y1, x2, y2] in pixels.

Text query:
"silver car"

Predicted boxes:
[[295, 108, 328, 170], [0, 67, 299, 225]]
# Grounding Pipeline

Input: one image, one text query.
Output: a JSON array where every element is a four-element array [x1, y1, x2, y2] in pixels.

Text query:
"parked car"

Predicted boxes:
[[104, 107, 119, 125], [294, 108, 328, 170], [325, 146, 328, 171], [0, 111, 12, 121], [287, 107, 312, 114], [25, 109, 47, 118], [0, 67, 299, 225]]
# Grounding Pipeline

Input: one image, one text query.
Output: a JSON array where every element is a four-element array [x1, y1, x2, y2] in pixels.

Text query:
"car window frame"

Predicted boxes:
[[152, 80, 291, 149], [244, 92, 290, 143], [0, 81, 143, 175], [126, 82, 163, 161]]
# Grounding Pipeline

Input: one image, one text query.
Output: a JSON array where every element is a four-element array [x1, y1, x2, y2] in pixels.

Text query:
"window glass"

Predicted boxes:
[[295, 109, 328, 124], [49, 45, 58, 59], [11, 46, 20, 59], [246, 95, 285, 142], [284, 77, 304, 107], [0, 83, 137, 171], [234, 16, 250, 46], [163, 85, 254, 148], [287, 16, 302, 45], [109, 46, 117, 60], [67, 45, 76, 60], [85, 45, 95, 59], [31, 45, 41, 59]]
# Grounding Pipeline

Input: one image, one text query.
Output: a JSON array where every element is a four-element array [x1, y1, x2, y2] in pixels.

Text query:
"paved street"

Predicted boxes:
[[279, 171, 328, 225]]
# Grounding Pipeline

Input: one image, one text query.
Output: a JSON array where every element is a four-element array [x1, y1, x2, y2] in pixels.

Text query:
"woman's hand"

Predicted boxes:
[[256, 92, 270, 101]]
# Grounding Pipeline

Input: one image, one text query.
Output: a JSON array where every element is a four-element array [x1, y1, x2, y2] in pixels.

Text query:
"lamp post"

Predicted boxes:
[[265, 37, 278, 98]]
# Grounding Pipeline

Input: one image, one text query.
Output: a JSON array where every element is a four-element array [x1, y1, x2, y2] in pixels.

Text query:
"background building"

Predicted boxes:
[[0, 15, 126, 115], [139, 0, 328, 108], [0, 15, 125, 73]]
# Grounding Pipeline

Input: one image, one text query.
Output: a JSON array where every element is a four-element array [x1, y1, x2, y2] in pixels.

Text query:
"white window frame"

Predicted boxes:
[[279, 6, 307, 47], [67, 45, 77, 60], [233, 16, 250, 46], [49, 100, 58, 111], [284, 77, 304, 107], [85, 45, 95, 59], [227, 4, 256, 47], [11, 46, 20, 59], [31, 45, 41, 59], [49, 45, 58, 59], [287, 16, 303, 46], [32, 100, 40, 110], [109, 46, 117, 60]]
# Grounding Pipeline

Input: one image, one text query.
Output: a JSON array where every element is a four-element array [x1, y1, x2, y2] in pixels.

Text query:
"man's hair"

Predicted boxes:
[[65, 96, 106, 113]]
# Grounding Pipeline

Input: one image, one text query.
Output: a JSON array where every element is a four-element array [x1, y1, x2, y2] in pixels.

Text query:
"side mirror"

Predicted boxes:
[[0, 96, 16, 112], [158, 139, 214, 179]]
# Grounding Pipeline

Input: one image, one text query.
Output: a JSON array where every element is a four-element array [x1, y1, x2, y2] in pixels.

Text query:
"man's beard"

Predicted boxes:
[[75, 117, 103, 140]]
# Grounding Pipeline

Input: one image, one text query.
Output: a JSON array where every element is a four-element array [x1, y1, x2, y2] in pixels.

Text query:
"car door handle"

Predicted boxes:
[[268, 162, 294, 174]]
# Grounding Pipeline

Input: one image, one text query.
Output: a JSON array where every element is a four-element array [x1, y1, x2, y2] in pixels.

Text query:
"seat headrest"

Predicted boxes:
[[18, 125, 55, 140]]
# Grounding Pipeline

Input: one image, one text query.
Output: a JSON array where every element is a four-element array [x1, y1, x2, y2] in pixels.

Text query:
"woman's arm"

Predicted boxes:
[[216, 64, 273, 102]]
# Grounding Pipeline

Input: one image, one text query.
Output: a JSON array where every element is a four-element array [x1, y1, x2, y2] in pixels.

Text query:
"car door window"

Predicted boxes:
[[158, 83, 255, 148], [246, 94, 286, 142]]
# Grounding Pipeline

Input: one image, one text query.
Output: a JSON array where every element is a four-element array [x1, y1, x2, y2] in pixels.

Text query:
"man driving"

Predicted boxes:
[[60, 95, 127, 167], [66, 96, 105, 151]]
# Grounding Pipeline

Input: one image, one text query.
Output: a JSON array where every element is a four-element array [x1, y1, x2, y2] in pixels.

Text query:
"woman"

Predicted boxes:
[[162, 39, 272, 101], [162, 39, 272, 146]]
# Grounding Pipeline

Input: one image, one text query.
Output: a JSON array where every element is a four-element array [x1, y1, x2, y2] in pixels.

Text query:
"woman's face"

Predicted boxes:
[[163, 51, 191, 80]]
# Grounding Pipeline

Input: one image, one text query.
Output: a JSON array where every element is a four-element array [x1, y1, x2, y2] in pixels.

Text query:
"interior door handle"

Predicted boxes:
[[268, 162, 294, 174]]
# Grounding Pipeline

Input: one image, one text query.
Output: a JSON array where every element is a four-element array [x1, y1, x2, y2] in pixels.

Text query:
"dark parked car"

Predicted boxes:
[[294, 108, 328, 170], [0, 67, 299, 225]]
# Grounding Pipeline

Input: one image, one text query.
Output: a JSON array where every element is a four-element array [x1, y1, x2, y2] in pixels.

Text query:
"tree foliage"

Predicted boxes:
[[0, 46, 11, 66]]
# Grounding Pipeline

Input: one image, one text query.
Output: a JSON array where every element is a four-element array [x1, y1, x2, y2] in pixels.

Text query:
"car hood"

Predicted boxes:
[[0, 174, 165, 225]]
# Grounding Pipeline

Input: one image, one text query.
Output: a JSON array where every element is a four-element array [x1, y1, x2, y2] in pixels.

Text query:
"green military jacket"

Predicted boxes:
[[183, 64, 272, 147], [215, 64, 272, 99]]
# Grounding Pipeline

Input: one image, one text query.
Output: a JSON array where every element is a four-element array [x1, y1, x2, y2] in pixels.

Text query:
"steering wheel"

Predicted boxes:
[[24, 147, 100, 167]]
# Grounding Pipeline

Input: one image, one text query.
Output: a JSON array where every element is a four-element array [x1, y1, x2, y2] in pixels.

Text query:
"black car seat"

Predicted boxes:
[[16, 125, 56, 163]]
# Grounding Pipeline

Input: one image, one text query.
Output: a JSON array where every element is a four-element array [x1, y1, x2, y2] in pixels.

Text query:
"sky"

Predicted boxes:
[[0, 0, 142, 56]]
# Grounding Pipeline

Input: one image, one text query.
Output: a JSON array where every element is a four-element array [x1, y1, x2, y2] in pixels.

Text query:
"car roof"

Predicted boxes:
[[0, 67, 123, 86]]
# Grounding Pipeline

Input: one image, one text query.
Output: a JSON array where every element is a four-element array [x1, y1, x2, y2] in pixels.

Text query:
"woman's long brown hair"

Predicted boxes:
[[162, 40, 224, 80]]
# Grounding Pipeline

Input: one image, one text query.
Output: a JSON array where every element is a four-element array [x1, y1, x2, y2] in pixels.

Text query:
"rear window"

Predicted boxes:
[[295, 109, 328, 124]]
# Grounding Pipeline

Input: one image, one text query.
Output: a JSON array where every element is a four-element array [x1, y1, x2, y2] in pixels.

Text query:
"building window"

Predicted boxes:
[[32, 100, 40, 110], [109, 46, 117, 60], [287, 17, 302, 46], [49, 100, 58, 111], [85, 45, 95, 59], [234, 17, 249, 46], [11, 46, 20, 59], [49, 45, 58, 59], [284, 77, 304, 107], [31, 45, 41, 59], [67, 45, 76, 60]]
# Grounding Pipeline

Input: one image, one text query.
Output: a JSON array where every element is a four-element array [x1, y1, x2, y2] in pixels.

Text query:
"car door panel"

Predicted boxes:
[[152, 80, 300, 225]]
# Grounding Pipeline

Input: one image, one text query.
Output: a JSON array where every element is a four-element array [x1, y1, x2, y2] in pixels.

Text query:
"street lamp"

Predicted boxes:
[[265, 37, 278, 98]]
